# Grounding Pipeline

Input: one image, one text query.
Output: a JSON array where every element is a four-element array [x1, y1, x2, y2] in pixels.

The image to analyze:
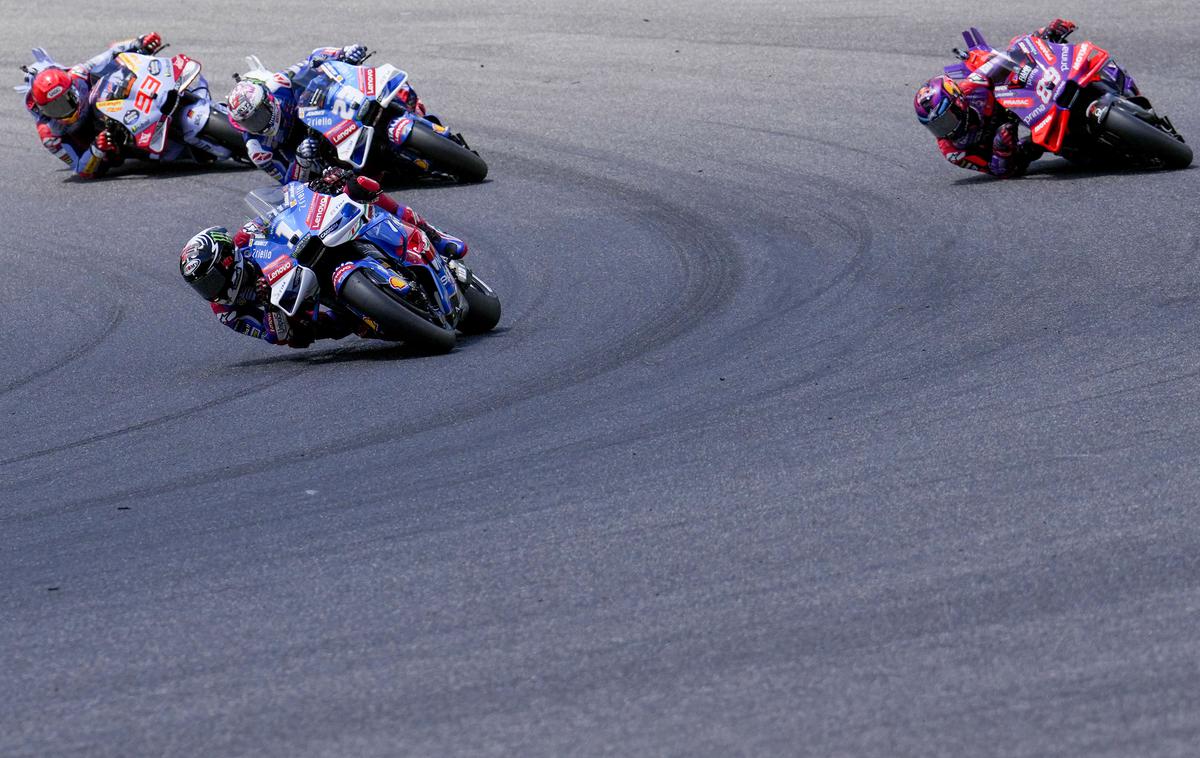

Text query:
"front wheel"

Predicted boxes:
[[339, 269, 456, 354], [1101, 100, 1193, 169], [402, 121, 488, 183]]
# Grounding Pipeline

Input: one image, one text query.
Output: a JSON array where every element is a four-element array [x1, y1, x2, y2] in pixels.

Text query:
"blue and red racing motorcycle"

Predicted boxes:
[[241, 54, 487, 183], [244, 181, 501, 353]]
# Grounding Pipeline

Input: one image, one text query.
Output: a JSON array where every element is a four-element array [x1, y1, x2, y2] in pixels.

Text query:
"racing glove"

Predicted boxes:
[[138, 32, 164, 55], [994, 122, 1018, 156], [312, 165, 354, 194], [1038, 19, 1076, 43], [233, 220, 265, 249], [38, 130, 63, 154], [92, 128, 121, 155], [254, 276, 272, 304], [340, 44, 369, 65], [295, 137, 323, 169]]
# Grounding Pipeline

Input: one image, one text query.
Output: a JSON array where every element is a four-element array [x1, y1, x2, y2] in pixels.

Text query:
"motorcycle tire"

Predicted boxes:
[[458, 274, 501, 334], [403, 121, 488, 183], [340, 269, 456, 353], [199, 111, 248, 157], [1102, 100, 1193, 170]]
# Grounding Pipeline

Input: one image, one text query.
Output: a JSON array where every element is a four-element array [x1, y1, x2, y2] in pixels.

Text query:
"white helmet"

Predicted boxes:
[[227, 80, 281, 136]]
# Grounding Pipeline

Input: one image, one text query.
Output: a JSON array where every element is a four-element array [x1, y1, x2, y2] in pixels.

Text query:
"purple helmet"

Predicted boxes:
[[915, 76, 969, 139]]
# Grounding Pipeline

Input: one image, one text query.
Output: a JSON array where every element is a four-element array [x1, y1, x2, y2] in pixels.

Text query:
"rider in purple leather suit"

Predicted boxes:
[[914, 19, 1079, 177]]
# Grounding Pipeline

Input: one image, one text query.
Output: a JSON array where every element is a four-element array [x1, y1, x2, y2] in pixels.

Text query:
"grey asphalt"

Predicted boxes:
[[2, 1, 1199, 755]]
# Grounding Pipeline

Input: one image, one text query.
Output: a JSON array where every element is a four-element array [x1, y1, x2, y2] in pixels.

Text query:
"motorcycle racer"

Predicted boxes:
[[914, 18, 1079, 177], [228, 45, 430, 184], [180, 168, 467, 348], [19, 33, 164, 178]]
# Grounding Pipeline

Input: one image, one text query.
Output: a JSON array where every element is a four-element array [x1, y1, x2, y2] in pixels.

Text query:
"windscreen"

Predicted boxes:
[[243, 186, 286, 222]]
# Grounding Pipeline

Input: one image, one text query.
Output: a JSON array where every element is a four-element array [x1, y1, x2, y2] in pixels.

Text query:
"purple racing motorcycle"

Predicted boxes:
[[947, 27, 1191, 169]]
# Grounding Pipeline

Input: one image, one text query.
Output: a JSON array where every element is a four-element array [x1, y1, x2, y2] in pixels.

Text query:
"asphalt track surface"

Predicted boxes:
[[3, 1, 1200, 755]]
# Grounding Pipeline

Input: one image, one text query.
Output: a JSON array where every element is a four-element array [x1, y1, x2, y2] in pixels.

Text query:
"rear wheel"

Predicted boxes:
[[1102, 100, 1193, 169], [402, 121, 488, 183], [339, 269, 456, 354], [459, 275, 501, 334], [199, 108, 248, 158]]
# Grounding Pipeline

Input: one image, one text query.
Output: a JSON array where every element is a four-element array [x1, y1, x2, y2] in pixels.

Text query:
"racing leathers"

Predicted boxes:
[[936, 20, 1079, 178], [237, 45, 428, 184], [934, 77, 1035, 178], [23, 34, 163, 178], [211, 171, 467, 348]]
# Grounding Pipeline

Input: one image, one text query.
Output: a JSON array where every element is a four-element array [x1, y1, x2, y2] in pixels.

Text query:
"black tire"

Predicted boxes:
[[403, 122, 488, 182], [459, 276, 501, 334], [340, 269, 456, 353], [199, 109, 247, 157], [1103, 101, 1193, 169]]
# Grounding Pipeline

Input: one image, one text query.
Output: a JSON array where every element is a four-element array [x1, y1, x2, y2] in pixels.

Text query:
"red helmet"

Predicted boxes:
[[31, 67, 83, 123]]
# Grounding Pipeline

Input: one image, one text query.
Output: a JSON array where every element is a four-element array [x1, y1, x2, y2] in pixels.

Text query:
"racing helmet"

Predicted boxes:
[[180, 227, 245, 303], [227, 80, 281, 136], [31, 67, 83, 123], [914, 76, 970, 140]]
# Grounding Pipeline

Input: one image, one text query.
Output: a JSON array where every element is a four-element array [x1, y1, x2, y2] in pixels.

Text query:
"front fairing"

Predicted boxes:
[[297, 74, 372, 167], [949, 30, 1116, 153], [294, 61, 412, 168], [93, 53, 181, 154], [991, 35, 1072, 128]]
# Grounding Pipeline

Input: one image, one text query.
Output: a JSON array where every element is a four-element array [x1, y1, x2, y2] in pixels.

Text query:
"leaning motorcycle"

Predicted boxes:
[[241, 181, 500, 353], [946, 27, 1191, 169], [239, 54, 487, 183], [92, 50, 246, 164]]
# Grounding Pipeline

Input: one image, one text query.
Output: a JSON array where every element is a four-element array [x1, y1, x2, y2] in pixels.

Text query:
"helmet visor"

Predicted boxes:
[[240, 105, 272, 133], [188, 266, 230, 301], [40, 86, 78, 119], [924, 96, 966, 139]]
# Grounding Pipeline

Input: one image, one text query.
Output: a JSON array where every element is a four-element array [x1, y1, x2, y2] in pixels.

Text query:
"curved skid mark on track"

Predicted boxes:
[[21, 153, 748, 517], [0, 305, 125, 398], [0, 239, 152, 401], [0, 365, 310, 470], [709, 119, 908, 169]]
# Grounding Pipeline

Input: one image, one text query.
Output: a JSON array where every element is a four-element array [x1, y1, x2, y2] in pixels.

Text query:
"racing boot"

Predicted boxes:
[[395, 205, 468, 260], [347, 176, 469, 260], [420, 221, 467, 260]]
